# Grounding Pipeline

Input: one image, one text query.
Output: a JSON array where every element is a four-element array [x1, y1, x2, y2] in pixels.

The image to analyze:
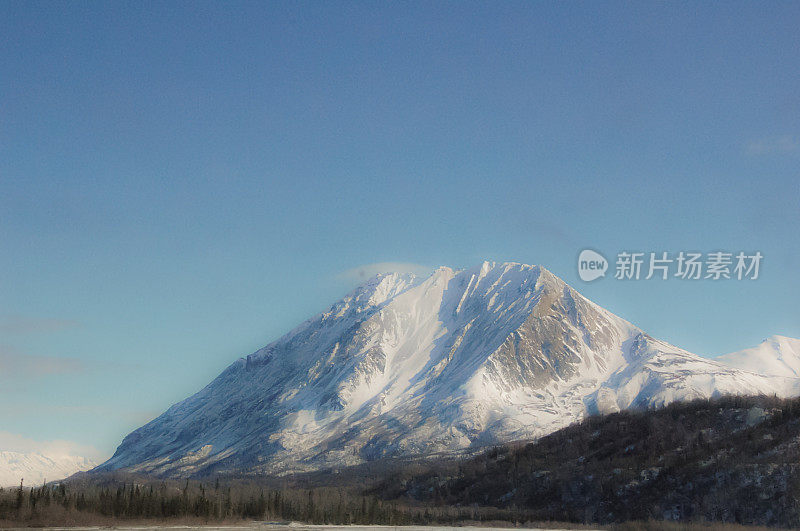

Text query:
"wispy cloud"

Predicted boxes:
[[745, 135, 799, 155], [0, 314, 79, 335], [0, 431, 106, 461], [338, 262, 432, 282], [0, 345, 86, 378]]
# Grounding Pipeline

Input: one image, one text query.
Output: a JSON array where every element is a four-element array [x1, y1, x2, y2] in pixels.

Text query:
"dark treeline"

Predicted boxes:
[[1, 479, 398, 524], [0, 476, 540, 526]]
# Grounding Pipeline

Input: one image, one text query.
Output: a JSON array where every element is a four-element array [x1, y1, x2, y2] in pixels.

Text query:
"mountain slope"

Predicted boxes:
[[717, 335, 800, 378], [96, 262, 800, 477], [0, 451, 97, 487]]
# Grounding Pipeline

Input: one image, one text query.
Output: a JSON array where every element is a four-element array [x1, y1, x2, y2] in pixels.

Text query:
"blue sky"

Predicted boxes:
[[1, 2, 798, 460]]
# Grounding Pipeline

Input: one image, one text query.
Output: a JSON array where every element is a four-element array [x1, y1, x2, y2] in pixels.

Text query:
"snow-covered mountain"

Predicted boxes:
[[716, 335, 800, 377], [0, 451, 97, 487], [96, 262, 800, 477]]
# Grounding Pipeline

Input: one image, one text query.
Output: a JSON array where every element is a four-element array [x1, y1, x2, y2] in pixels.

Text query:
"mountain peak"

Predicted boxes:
[[97, 263, 799, 477]]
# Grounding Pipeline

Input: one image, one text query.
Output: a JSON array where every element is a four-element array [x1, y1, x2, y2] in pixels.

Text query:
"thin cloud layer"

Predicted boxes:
[[0, 431, 106, 461], [0, 345, 85, 378], [0, 314, 79, 335], [338, 262, 433, 282]]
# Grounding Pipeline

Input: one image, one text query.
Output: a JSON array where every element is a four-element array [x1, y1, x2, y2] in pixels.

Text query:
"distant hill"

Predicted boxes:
[[0, 451, 97, 488], [718, 335, 800, 378]]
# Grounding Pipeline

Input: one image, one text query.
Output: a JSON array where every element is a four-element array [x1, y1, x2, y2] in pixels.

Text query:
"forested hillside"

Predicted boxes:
[[389, 396, 800, 527]]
